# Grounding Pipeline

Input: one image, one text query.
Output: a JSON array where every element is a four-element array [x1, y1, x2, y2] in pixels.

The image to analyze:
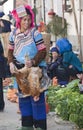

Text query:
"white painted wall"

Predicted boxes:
[[64, 1, 83, 38], [3, 0, 14, 14], [0, 6, 3, 12], [54, 0, 63, 17], [64, 0, 83, 59]]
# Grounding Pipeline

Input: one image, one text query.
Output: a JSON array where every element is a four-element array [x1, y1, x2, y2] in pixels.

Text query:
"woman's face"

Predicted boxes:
[[20, 14, 32, 32], [52, 52, 59, 60]]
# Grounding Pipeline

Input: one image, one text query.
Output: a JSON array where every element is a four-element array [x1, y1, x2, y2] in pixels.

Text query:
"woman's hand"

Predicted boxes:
[[9, 62, 17, 74], [33, 96, 39, 101], [69, 65, 73, 69]]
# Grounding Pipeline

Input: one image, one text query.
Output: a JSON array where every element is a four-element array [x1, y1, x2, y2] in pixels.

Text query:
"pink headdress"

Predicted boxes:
[[25, 5, 34, 27], [11, 5, 35, 28]]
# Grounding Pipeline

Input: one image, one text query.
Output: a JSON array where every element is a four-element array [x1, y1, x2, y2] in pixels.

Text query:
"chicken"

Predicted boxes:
[[14, 66, 42, 98]]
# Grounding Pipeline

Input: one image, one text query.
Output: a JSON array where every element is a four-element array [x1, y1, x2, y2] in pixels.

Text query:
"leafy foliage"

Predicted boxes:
[[46, 15, 67, 37], [47, 79, 83, 128]]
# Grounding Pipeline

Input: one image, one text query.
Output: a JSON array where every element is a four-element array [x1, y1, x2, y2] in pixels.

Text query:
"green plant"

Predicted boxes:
[[47, 79, 83, 128], [46, 15, 68, 37]]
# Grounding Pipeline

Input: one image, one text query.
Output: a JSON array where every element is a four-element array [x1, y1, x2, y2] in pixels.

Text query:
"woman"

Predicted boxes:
[[8, 5, 48, 130], [47, 46, 69, 85], [56, 38, 83, 81], [0, 40, 5, 111], [47, 47, 62, 79]]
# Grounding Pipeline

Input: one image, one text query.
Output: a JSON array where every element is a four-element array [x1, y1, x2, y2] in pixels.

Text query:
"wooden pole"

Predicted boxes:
[[34, 0, 36, 25], [71, 0, 82, 60], [62, 0, 65, 28], [71, 0, 78, 35], [78, 0, 82, 61], [13, 0, 16, 8], [43, 0, 46, 23], [52, 0, 53, 9]]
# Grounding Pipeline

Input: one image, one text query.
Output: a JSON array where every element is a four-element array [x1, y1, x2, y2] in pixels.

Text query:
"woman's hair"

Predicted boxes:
[[51, 47, 59, 54], [11, 5, 34, 28]]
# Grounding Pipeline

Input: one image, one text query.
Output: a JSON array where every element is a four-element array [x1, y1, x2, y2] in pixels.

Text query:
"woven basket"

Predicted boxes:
[[42, 32, 51, 62]]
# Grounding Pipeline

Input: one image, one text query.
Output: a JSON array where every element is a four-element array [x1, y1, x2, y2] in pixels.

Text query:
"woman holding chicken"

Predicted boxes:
[[8, 5, 49, 130]]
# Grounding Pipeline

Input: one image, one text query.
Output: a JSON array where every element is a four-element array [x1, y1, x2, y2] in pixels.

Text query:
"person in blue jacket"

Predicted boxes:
[[56, 38, 83, 81], [47, 46, 70, 85], [47, 47, 62, 79], [0, 40, 6, 111]]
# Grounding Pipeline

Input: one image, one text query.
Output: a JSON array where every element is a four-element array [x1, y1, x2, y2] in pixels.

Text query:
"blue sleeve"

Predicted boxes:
[[63, 52, 72, 67]]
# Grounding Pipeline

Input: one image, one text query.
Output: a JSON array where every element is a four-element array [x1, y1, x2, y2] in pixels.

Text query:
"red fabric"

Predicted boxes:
[[48, 12, 55, 15], [37, 43, 46, 51]]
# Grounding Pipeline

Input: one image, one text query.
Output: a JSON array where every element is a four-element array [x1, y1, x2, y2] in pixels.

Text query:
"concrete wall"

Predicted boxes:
[[64, 0, 83, 60], [16, 0, 28, 7], [3, 0, 13, 14], [3, 0, 28, 14]]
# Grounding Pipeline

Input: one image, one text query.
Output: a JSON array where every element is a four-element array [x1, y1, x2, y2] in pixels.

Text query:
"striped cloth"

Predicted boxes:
[[9, 27, 46, 66]]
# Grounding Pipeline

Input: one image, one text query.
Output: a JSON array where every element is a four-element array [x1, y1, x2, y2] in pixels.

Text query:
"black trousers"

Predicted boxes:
[[0, 78, 5, 110]]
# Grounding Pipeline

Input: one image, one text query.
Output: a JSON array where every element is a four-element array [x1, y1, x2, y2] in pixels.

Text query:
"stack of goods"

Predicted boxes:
[[3, 78, 18, 103]]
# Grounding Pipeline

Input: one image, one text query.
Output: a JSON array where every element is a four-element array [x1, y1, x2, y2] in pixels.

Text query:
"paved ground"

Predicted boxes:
[[0, 92, 78, 130]]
